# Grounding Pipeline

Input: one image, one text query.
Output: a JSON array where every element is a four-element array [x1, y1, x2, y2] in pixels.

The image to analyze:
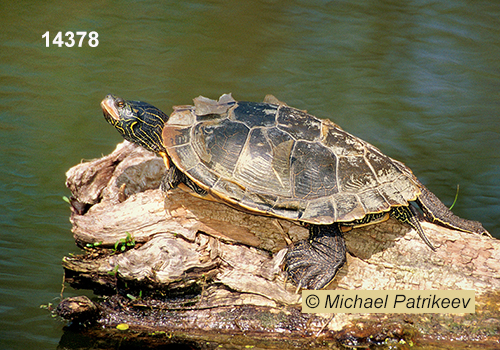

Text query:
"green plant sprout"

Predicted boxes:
[[113, 232, 136, 253], [449, 184, 460, 210]]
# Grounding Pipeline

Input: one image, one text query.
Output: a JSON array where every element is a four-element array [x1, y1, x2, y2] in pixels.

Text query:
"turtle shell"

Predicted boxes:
[[162, 94, 420, 225]]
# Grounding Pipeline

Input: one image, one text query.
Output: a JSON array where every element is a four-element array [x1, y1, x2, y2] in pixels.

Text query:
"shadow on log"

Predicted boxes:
[[58, 141, 500, 349]]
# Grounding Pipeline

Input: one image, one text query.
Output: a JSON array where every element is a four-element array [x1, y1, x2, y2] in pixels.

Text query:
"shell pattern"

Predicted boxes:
[[162, 94, 420, 224]]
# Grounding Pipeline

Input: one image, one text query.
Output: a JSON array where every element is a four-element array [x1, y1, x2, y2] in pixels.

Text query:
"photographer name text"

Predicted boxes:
[[302, 290, 474, 313]]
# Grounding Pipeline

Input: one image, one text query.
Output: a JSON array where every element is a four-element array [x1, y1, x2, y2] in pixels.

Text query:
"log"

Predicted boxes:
[[58, 141, 500, 348]]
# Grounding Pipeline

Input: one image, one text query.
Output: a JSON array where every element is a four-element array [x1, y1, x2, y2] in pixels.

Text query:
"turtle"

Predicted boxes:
[[101, 93, 490, 290]]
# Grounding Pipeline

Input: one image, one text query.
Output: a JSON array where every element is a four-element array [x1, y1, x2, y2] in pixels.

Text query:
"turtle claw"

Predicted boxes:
[[284, 224, 346, 290]]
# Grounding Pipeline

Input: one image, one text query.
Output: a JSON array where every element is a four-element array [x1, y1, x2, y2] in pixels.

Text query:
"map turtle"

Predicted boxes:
[[102, 93, 489, 289]]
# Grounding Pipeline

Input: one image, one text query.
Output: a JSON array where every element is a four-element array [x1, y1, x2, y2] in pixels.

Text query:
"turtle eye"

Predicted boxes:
[[115, 99, 125, 108]]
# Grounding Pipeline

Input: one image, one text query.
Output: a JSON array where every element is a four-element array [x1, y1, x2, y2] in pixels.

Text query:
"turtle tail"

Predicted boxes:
[[416, 180, 491, 237]]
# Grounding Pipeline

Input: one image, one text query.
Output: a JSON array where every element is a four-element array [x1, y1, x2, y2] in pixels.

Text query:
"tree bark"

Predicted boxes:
[[58, 141, 500, 348]]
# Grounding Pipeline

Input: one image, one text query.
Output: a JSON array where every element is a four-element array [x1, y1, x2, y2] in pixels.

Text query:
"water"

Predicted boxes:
[[1, 0, 499, 348]]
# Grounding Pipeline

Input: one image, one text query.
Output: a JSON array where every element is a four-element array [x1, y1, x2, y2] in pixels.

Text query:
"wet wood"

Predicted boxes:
[[59, 141, 500, 348]]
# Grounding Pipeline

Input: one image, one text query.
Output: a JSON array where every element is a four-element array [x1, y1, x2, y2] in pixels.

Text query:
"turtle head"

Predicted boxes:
[[101, 94, 168, 154]]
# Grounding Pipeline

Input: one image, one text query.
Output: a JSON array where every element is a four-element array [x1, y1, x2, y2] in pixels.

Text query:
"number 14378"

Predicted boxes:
[[42, 31, 99, 47]]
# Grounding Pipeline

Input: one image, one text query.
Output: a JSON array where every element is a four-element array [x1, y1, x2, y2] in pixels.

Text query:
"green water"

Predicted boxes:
[[1, 0, 499, 348]]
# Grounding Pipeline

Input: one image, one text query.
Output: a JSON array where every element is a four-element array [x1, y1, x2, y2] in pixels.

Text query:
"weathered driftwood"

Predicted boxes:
[[59, 141, 500, 348]]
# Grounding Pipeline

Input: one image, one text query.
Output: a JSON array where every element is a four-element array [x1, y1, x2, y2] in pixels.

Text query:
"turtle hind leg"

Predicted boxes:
[[284, 224, 346, 290], [391, 206, 437, 251]]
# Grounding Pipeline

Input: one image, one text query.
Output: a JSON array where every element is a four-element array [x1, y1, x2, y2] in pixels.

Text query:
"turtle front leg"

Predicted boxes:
[[284, 224, 346, 290], [160, 164, 208, 196], [160, 165, 183, 192]]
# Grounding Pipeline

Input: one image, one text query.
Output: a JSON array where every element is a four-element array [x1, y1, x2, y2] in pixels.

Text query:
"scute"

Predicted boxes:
[[357, 189, 391, 213], [163, 95, 421, 225], [191, 119, 249, 178], [277, 106, 322, 141], [322, 126, 365, 157], [331, 193, 367, 222], [163, 126, 191, 148], [231, 102, 278, 128], [291, 141, 338, 200], [168, 143, 199, 171], [168, 107, 196, 126], [193, 93, 235, 115], [365, 149, 402, 184], [337, 156, 378, 193], [377, 182, 408, 206], [235, 128, 292, 196], [301, 197, 337, 224]]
